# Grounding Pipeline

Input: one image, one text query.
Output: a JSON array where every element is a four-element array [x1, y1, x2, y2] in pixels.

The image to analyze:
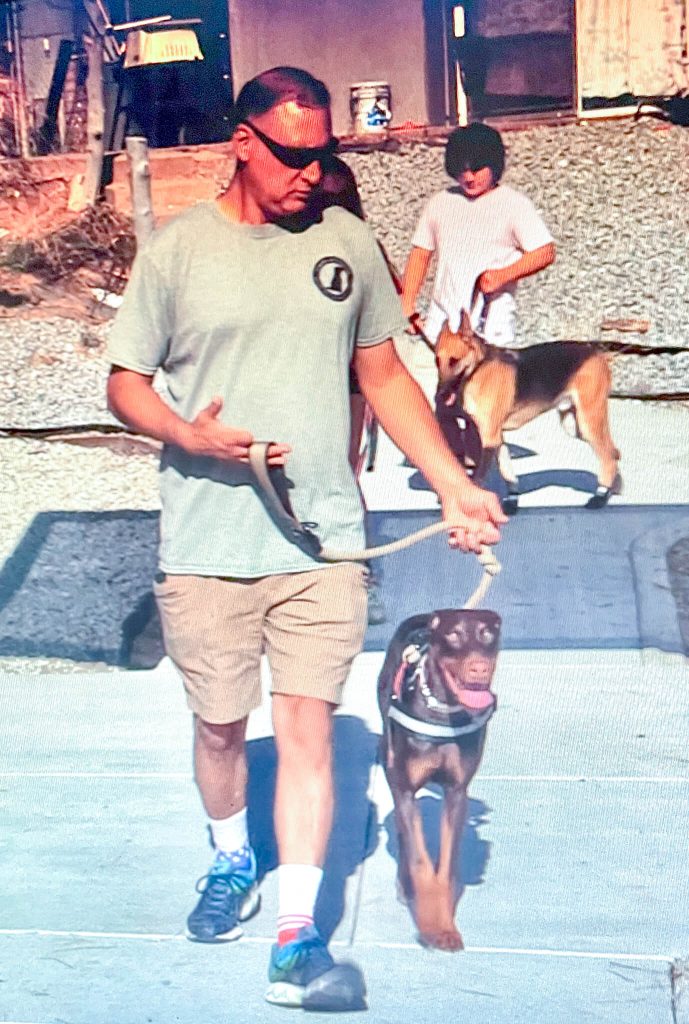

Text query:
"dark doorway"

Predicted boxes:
[[447, 1, 575, 121], [109, 0, 233, 146]]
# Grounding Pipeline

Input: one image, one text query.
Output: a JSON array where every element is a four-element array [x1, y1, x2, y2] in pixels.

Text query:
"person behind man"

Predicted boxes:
[[402, 122, 555, 347], [106, 67, 506, 1013], [306, 155, 390, 627]]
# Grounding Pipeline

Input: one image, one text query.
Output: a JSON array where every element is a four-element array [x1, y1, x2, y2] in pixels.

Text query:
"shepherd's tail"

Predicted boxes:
[[595, 340, 688, 356]]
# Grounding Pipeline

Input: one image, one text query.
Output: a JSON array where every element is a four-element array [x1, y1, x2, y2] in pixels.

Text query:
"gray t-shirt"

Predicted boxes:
[[107, 201, 406, 576]]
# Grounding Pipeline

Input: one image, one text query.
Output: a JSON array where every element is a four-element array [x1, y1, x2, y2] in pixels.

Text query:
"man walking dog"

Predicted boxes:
[[106, 67, 506, 1012]]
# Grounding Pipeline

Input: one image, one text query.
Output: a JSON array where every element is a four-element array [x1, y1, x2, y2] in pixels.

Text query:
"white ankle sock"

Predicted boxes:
[[209, 808, 249, 855], [277, 864, 323, 943]]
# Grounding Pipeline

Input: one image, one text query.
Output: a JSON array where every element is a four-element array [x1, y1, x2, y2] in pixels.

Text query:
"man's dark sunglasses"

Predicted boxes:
[[243, 120, 339, 169]]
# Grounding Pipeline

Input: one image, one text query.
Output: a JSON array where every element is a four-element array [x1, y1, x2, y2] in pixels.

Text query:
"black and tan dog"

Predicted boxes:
[[434, 311, 623, 513], [377, 608, 500, 951]]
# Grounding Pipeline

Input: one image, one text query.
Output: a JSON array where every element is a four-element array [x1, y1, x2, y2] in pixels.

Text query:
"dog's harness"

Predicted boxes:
[[387, 635, 496, 742]]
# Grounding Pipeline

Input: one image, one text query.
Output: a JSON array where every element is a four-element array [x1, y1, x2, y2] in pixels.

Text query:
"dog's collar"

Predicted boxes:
[[389, 642, 496, 741], [388, 701, 495, 740]]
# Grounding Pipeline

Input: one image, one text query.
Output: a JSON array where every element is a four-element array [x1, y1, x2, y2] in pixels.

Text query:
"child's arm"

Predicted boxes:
[[478, 242, 555, 295], [401, 245, 433, 319]]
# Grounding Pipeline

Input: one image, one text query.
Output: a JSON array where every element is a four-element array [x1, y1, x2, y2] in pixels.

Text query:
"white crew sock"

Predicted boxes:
[[276, 864, 324, 944], [209, 807, 249, 855]]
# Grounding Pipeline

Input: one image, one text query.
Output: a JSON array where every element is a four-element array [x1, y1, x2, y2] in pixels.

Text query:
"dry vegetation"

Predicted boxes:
[[0, 159, 136, 320]]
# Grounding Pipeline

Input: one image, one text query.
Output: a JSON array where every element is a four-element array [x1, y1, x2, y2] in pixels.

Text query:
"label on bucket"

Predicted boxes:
[[350, 82, 392, 133]]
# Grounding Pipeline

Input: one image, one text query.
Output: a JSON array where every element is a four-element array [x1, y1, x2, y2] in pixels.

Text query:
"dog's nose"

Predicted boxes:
[[462, 657, 494, 684]]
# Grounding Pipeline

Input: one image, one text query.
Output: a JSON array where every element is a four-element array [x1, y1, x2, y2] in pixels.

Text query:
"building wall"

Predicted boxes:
[[227, 0, 431, 136], [17, 1, 75, 107]]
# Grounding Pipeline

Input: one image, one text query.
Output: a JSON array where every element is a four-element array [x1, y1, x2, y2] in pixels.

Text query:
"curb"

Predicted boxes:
[[629, 517, 689, 659]]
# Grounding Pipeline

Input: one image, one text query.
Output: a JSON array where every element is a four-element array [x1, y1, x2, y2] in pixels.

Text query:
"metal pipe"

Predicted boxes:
[[111, 16, 173, 32], [440, 0, 451, 124], [93, 0, 112, 31]]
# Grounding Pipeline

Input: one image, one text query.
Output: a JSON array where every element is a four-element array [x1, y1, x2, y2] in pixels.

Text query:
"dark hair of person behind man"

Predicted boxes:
[[314, 157, 365, 220], [229, 67, 331, 134], [445, 122, 506, 182]]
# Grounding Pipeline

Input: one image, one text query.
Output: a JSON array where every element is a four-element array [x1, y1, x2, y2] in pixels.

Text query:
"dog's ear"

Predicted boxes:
[[459, 309, 473, 337]]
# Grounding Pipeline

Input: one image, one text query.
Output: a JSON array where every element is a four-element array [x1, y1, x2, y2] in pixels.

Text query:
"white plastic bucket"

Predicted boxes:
[[350, 81, 392, 133]]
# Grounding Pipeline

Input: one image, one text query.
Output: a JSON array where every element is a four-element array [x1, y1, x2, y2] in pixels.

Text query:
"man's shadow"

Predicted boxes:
[[382, 792, 492, 900], [245, 715, 378, 941]]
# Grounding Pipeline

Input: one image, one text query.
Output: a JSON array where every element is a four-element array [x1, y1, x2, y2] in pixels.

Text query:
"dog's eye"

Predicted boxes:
[[477, 625, 495, 645], [448, 357, 459, 368], [445, 624, 468, 648]]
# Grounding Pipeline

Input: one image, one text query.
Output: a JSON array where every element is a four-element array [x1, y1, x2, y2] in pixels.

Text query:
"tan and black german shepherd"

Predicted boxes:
[[434, 311, 624, 513]]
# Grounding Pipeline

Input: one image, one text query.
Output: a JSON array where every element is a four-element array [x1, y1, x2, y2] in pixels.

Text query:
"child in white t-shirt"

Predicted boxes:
[[402, 123, 555, 346]]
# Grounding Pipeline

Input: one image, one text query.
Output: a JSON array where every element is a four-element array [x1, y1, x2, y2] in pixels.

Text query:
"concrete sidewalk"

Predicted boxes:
[[0, 651, 687, 1023], [1, 360, 688, 1022]]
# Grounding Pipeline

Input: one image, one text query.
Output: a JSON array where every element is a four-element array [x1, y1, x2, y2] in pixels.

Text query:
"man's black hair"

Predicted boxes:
[[445, 123, 506, 182], [228, 67, 331, 134]]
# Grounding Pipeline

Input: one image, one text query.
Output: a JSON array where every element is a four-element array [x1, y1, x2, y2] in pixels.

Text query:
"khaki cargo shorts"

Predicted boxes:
[[153, 563, 368, 724]]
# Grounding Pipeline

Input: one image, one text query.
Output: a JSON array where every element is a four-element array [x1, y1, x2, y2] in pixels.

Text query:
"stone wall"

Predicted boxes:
[[2, 117, 688, 356]]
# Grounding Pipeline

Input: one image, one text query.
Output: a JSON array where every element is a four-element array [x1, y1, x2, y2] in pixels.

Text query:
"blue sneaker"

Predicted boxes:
[[186, 846, 260, 943], [265, 925, 367, 1011]]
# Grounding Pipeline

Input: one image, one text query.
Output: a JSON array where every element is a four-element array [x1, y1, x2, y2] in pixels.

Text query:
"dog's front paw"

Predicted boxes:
[[417, 926, 465, 953]]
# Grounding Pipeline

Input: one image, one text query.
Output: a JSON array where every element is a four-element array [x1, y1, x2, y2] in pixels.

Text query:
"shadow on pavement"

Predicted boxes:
[[408, 465, 599, 498], [246, 715, 378, 941], [1, 506, 688, 662], [382, 794, 492, 892]]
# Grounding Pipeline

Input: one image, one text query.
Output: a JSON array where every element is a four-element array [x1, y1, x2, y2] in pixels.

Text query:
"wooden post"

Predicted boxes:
[[126, 135, 155, 243], [83, 33, 105, 205]]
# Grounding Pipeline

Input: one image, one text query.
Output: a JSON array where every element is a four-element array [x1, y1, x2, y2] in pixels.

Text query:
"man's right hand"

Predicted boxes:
[[439, 476, 508, 553], [183, 397, 291, 465]]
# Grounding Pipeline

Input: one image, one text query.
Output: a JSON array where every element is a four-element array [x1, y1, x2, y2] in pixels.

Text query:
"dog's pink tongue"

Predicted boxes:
[[458, 688, 495, 711]]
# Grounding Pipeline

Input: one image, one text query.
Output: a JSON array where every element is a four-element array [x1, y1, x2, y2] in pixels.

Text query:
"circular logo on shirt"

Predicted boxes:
[[312, 257, 353, 302]]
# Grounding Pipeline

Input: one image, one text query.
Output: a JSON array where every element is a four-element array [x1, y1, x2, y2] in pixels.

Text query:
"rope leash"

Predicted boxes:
[[321, 529, 499, 611], [248, 442, 501, 610]]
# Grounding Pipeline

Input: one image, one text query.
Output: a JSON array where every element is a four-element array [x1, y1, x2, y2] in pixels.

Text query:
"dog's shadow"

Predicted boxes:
[[403, 443, 534, 471], [406, 444, 533, 496], [407, 444, 599, 500], [245, 715, 378, 942], [382, 791, 492, 895], [514, 468, 599, 496]]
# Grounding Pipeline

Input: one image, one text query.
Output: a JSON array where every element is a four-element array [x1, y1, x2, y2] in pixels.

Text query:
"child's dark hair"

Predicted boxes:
[[445, 123, 505, 182], [228, 67, 330, 134]]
